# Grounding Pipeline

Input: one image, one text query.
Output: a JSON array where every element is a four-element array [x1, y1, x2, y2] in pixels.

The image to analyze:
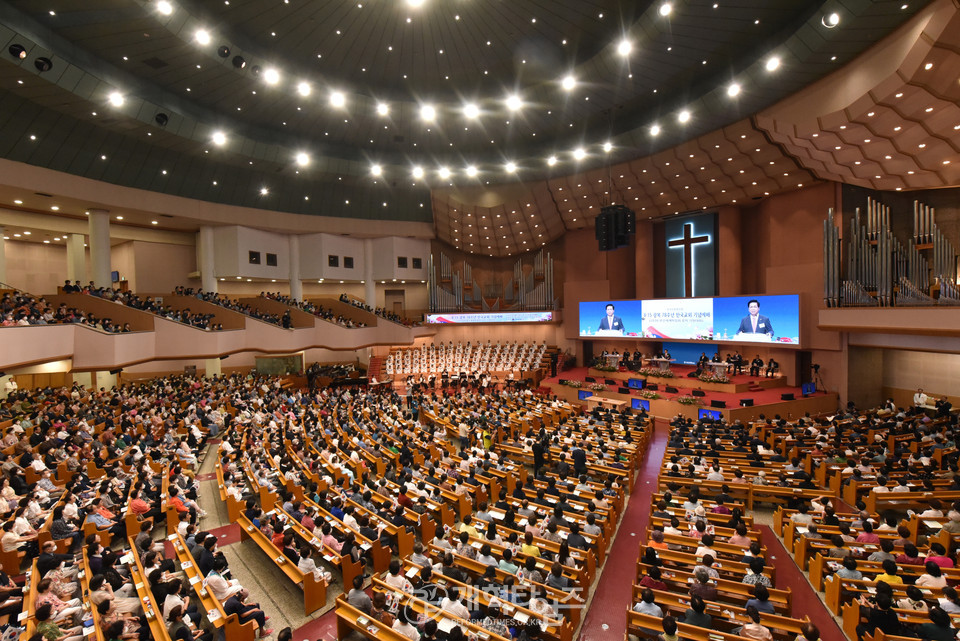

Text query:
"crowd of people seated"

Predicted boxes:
[[173, 287, 287, 327], [338, 293, 419, 326], [1, 290, 133, 332], [261, 292, 367, 328], [386, 341, 548, 377]]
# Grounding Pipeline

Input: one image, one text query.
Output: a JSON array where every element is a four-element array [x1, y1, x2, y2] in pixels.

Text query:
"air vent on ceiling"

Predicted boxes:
[[142, 57, 168, 69]]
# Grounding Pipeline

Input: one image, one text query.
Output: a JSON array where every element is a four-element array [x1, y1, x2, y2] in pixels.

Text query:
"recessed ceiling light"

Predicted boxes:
[[463, 165, 478, 177], [504, 161, 518, 173], [329, 90, 346, 108], [151, 220, 158, 225], [727, 82, 741, 97], [13, 200, 22, 205], [412, 166, 425, 179], [407, 0, 425, 7], [108, 92, 124, 107], [438, 167, 451, 180], [505, 94, 523, 112], [115, 216, 123, 220], [821, 12, 840, 28], [765, 56, 780, 72], [561, 75, 576, 91], [50, 206, 59, 211], [650, 124, 660, 136], [263, 67, 280, 85], [463, 102, 480, 119], [678, 110, 691, 123], [617, 39, 632, 57], [659, 3, 672, 17], [297, 81, 311, 97], [547, 155, 558, 166], [420, 104, 436, 121], [370, 164, 383, 176], [194, 29, 211, 45], [295, 152, 310, 166], [572, 147, 586, 161], [260, 187, 269, 195], [157, 1, 173, 15], [603, 141, 613, 153], [211, 131, 226, 146], [924, 62, 933, 70]]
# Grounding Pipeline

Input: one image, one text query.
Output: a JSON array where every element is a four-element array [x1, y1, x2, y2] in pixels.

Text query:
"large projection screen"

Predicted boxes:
[[579, 294, 800, 346]]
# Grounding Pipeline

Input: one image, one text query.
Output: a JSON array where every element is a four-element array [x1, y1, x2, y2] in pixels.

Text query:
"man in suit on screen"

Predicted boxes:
[[598, 303, 625, 333], [736, 299, 774, 337]]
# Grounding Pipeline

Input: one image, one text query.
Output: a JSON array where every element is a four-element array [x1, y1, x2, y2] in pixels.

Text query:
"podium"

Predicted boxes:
[[704, 362, 728, 376], [644, 357, 672, 372], [603, 354, 622, 368]]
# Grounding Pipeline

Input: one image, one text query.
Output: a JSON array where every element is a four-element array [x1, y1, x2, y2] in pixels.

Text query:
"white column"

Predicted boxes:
[[0, 227, 6, 285], [288, 235, 303, 302], [88, 210, 111, 288], [198, 226, 217, 293], [66, 233, 86, 283], [204, 358, 222, 379], [364, 238, 376, 309]]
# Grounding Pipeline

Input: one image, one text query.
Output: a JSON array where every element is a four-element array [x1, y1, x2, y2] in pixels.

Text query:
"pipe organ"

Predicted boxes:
[[428, 250, 556, 313]]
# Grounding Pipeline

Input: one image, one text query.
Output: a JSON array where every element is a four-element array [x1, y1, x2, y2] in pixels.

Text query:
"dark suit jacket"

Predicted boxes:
[[598, 316, 625, 331], [737, 314, 773, 335]]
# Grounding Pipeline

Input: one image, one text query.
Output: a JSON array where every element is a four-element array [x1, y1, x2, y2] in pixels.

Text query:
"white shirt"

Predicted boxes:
[[392, 620, 420, 640], [441, 597, 471, 620], [914, 392, 928, 406]]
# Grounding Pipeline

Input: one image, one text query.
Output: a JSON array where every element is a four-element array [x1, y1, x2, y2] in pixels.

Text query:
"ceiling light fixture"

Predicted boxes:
[[329, 90, 346, 107], [412, 166, 425, 179], [295, 152, 310, 166], [617, 39, 633, 57], [194, 29, 211, 45], [659, 3, 673, 17], [465, 165, 478, 177], [650, 124, 661, 136], [108, 91, 124, 107], [263, 67, 280, 85], [765, 56, 781, 72], [438, 167, 451, 179], [211, 131, 226, 146], [572, 147, 587, 161], [505, 94, 523, 112], [603, 141, 613, 153], [420, 104, 436, 121], [547, 155, 558, 166], [678, 110, 691, 123], [505, 161, 518, 173], [157, 0, 173, 15], [727, 82, 741, 97], [821, 12, 840, 28], [463, 103, 480, 119], [376, 102, 389, 116], [561, 75, 576, 91], [297, 81, 311, 97]]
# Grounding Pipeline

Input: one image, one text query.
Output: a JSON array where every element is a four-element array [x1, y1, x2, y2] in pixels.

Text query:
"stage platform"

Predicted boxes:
[[545, 366, 838, 423]]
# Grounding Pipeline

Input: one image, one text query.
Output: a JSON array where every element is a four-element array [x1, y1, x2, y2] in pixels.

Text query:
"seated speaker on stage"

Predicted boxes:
[[750, 355, 764, 377], [765, 358, 779, 378]]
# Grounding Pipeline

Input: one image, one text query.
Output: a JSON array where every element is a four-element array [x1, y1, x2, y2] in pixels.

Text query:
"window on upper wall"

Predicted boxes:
[[412, 257, 422, 269], [344, 256, 354, 269], [328, 255, 339, 267], [266, 253, 277, 267], [249, 251, 261, 265], [397, 256, 408, 268]]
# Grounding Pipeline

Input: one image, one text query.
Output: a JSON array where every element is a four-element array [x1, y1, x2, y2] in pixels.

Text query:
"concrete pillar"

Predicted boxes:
[[88, 210, 111, 288], [204, 358, 222, 379], [288, 235, 303, 302], [66, 233, 86, 284], [0, 227, 6, 285], [198, 226, 217, 294], [364, 238, 376, 309]]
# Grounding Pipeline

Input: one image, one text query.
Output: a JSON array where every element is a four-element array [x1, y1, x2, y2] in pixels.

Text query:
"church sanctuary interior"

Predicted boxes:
[[3, 1, 960, 641]]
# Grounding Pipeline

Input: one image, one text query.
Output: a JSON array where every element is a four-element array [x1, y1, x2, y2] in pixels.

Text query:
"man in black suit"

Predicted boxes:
[[598, 303, 625, 333], [737, 299, 774, 337], [750, 355, 764, 377]]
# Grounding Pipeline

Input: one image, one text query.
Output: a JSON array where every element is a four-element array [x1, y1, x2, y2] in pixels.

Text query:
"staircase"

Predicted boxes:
[[368, 356, 386, 380]]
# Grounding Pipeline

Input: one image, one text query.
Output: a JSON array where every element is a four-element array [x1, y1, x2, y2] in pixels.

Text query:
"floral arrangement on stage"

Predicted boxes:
[[563, 380, 583, 388], [588, 383, 607, 392], [639, 367, 675, 378], [698, 372, 730, 384], [639, 390, 661, 400], [593, 364, 619, 372], [676, 395, 704, 406]]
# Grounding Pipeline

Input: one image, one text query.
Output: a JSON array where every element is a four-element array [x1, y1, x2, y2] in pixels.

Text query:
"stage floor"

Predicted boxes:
[[544, 366, 838, 422]]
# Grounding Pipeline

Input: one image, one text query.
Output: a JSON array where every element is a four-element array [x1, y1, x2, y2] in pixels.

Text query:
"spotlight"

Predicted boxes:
[[108, 92, 125, 107], [727, 82, 741, 97], [295, 152, 310, 167], [504, 161, 518, 173], [678, 110, 690, 123], [376, 102, 389, 116], [8, 44, 26, 60], [547, 155, 558, 166], [650, 124, 661, 136], [463, 103, 480, 119], [329, 91, 346, 108], [195, 29, 211, 46], [572, 147, 586, 161], [420, 104, 436, 121], [505, 94, 523, 112], [370, 164, 383, 176], [34, 57, 52, 72], [297, 81, 311, 97], [412, 166, 425, 179], [217, 45, 230, 58], [465, 165, 478, 177], [154, 112, 169, 126], [561, 75, 576, 91], [211, 131, 227, 146], [262, 67, 280, 85], [156, 0, 173, 15], [765, 56, 780, 72], [659, 3, 672, 16], [438, 167, 451, 179], [821, 12, 840, 28], [232, 55, 246, 69], [617, 39, 632, 57]]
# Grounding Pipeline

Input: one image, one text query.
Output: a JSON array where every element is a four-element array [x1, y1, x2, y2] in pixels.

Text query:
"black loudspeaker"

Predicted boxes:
[[558, 379, 568, 385], [605, 379, 616, 385], [781, 393, 795, 401], [585, 376, 596, 383], [613, 206, 635, 248], [595, 211, 615, 251], [109, 368, 122, 375], [646, 383, 658, 391], [691, 390, 706, 397], [711, 400, 726, 408], [618, 387, 629, 394], [665, 386, 679, 394], [740, 398, 754, 407]]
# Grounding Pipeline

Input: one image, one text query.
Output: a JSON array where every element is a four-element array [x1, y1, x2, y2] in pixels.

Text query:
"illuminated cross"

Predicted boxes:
[[667, 223, 710, 297]]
